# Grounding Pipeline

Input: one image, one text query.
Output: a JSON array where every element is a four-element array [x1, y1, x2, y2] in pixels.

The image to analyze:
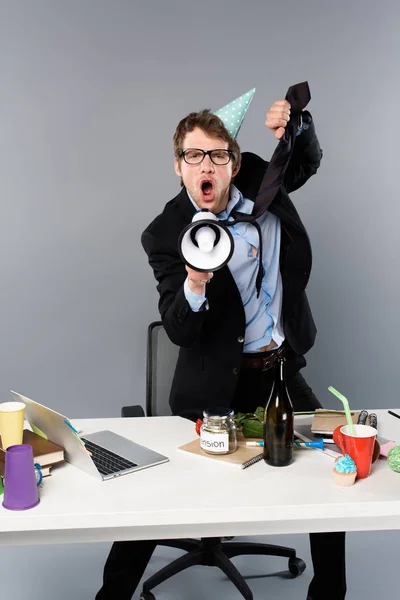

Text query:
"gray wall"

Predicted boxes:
[[0, 1, 399, 598], [1, 0, 398, 416]]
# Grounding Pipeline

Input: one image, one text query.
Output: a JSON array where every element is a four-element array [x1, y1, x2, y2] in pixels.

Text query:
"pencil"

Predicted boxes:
[[388, 410, 400, 420]]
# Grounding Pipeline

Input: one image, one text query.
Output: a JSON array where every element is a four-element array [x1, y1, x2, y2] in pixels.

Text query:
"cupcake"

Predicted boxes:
[[333, 454, 357, 486]]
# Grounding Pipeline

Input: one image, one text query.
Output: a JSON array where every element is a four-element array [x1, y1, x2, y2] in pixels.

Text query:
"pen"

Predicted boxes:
[[246, 440, 325, 450], [388, 410, 400, 420], [294, 439, 324, 450]]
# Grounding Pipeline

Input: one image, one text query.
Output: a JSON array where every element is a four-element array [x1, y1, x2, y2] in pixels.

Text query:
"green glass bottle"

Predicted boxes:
[[263, 357, 294, 467]]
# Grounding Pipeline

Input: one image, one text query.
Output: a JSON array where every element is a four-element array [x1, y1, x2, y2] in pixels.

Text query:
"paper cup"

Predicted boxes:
[[333, 424, 377, 479], [0, 401, 25, 450], [2, 444, 40, 510]]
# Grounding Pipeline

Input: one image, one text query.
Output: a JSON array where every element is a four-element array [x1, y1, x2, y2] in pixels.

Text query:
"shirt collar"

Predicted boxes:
[[187, 184, 251, 220]]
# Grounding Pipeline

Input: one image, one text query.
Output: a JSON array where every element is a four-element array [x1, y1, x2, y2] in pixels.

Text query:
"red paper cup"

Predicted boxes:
[[333, 424, 377, 479]]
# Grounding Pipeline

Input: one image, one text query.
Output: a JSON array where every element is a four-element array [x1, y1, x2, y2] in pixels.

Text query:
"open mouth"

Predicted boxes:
[[200, 180, 214, 200]]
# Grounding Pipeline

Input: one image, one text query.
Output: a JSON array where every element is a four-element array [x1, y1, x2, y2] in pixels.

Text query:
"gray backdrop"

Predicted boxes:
[[0, 1, 399, 599]]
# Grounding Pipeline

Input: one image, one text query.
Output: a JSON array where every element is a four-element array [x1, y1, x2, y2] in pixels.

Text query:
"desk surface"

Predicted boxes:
[[1, 409, 400, 546]]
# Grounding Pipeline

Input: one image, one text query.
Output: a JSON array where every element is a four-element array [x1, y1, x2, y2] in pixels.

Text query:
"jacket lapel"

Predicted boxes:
[[176, 188, 197, 224]]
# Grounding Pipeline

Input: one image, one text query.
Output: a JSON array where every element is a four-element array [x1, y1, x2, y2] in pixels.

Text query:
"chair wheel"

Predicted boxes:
[[288, 557, 306, 577], [140, 592, 156, 600]]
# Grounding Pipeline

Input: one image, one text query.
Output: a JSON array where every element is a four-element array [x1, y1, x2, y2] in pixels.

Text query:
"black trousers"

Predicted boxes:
[[96, 353, 346, 600]]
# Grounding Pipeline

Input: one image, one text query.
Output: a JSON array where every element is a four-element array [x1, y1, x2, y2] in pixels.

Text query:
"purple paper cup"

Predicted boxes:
[[2, 444, 40, 510]]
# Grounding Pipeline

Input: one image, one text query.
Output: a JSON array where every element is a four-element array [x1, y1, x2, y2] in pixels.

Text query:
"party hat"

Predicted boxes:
[[214, 88, 256, 139]]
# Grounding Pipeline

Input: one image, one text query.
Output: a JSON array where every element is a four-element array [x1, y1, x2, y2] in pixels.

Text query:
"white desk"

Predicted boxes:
[[1, 409, 400, 547]]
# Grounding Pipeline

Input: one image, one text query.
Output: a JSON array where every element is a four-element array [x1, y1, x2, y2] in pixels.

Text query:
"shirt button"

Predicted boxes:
[[237, 336, 244, 343], [232, 367, 240, 375]]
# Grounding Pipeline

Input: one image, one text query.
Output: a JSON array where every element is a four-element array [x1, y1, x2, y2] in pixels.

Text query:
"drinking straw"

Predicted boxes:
[[328, 386, 355, 435]]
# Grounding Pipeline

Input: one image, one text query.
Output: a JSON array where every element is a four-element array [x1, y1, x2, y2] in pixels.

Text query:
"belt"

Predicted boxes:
[[241, 346, 286, 371]]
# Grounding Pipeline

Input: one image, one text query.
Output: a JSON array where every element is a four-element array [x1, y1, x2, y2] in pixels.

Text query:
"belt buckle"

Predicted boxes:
[[261, 356, 274, 371], [261, 347, 285, 371]]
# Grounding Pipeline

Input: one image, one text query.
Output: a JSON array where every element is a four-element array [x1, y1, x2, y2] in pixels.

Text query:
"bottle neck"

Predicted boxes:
[[274, 357, 285, 383]]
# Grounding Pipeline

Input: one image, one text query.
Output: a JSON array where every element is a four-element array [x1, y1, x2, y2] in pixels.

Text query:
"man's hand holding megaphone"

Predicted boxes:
[[178, 209, 234, 292], [185, 266, 214, 295]]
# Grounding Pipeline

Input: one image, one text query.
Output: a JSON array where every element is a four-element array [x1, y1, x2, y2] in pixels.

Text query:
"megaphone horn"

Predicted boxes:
[[189, 222, 221, 252], [178, 209, 234, 272]]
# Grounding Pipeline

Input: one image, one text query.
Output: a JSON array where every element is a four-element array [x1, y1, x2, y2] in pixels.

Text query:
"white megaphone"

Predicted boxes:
[[178, 209, 234, 272]]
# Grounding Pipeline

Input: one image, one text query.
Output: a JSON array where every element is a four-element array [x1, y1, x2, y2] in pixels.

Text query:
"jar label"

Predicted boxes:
[[200, 430, 230, 453]]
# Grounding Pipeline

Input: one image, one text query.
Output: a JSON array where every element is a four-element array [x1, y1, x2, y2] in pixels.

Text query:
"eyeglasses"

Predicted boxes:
[[179, 148, 233, 165]]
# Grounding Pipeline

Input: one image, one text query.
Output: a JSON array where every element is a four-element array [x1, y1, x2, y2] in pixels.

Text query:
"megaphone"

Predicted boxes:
[[178, 209, 234, 272]]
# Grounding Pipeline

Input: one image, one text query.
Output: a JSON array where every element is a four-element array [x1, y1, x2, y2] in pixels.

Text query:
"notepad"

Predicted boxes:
[[178, 436, 263, 469], [311, 409, 360, 435]]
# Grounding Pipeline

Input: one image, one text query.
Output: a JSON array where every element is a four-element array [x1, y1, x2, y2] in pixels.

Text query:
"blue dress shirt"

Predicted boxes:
[[184, 184, 285, 352]]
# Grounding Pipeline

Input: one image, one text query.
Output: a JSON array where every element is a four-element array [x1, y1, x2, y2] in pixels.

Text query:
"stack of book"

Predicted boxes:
[[0, 429, 64, 477]]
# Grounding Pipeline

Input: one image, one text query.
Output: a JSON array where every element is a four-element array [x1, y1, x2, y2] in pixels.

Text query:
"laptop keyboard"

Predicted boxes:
[[81, 437, 138, 476]]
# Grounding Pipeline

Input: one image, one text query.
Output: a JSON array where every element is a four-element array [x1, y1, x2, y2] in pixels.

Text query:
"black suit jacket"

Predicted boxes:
[[141, 117, 322, 416]]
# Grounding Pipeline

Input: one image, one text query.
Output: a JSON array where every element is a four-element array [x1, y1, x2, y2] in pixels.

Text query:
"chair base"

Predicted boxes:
[[140, 537, 306, 600]]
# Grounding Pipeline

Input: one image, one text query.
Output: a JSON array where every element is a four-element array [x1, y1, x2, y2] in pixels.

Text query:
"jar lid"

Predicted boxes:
[[203, 407, 234, 420]]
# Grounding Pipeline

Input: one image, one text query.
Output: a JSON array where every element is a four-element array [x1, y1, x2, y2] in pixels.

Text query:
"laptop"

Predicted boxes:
[[11, 391, 169, 481]]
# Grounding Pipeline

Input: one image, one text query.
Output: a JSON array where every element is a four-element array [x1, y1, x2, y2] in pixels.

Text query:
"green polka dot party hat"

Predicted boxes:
[[213, 88, 256, 139]]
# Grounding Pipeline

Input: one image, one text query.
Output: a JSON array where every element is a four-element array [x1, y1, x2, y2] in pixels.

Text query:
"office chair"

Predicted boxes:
[[122, 321, 306, 600]]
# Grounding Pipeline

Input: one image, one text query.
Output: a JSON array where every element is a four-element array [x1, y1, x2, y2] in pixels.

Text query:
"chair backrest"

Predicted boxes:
[[146, 321, 180, 416]]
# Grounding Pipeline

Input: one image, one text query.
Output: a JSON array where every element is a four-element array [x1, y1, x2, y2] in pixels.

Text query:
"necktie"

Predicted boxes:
[[220, 81, 311, 296]]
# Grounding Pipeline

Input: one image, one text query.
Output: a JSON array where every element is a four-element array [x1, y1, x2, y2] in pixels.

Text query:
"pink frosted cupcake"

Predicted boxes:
[[333, 454, 357, 486]]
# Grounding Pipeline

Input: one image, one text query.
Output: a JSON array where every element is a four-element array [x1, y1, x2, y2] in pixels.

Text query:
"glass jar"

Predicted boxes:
[[200, 407, 237, 455]]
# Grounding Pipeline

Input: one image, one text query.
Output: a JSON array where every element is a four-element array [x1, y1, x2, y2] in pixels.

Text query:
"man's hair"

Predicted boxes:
[[173, 109, 241, 172]]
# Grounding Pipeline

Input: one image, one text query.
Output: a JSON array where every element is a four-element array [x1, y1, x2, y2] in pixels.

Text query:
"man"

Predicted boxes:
[[96, 91, 346, 600]]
